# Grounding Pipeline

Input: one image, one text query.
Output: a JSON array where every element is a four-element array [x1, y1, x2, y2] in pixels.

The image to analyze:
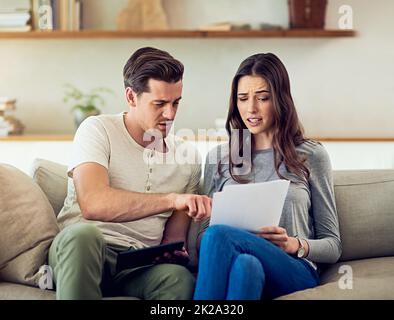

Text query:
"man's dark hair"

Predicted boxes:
[[123, 47, 184, 95]]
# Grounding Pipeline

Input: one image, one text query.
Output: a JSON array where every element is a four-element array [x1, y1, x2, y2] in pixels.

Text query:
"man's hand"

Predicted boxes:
[[257, 226, 300, 255], [154, 246, 190, 266], [171, 194, 212, 222]]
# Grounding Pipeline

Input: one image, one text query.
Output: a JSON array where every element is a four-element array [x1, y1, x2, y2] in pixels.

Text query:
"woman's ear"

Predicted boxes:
[[125, 87, 137, 107]]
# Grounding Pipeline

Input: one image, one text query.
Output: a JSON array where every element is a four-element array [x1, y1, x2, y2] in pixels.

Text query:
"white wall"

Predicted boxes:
[[0, 0, 393, 137], [2, 140, 394, 175]]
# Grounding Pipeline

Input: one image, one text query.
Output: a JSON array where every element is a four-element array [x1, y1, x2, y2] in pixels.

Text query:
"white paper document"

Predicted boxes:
[[209, 180, 290, 232]]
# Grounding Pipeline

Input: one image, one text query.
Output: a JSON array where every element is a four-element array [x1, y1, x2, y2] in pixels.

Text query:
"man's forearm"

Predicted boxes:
[[161, 210, 191, 246], [82, 186, 176, 222]]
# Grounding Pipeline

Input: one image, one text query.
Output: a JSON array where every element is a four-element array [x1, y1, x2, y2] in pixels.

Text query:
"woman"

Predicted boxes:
[[194, 53, 342, 300]]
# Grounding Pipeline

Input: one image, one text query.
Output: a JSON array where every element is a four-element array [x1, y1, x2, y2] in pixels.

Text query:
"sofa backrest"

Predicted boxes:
[[31, 159, 394, 264], [333, 170, 394, 262], [31, 159, 68, 217]]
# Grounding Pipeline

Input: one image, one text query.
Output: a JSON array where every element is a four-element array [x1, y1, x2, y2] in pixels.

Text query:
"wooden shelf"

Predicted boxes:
[[0, 29, 356, 39], [0, 134, 73, 141]]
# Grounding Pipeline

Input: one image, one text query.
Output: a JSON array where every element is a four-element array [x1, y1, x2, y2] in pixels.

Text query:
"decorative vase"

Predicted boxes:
[[288, 0, 328, 29], [117, 0, 169, 31]]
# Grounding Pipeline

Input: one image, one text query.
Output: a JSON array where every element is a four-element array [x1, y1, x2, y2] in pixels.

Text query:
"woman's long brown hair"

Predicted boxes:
[[225, 53, 310, 183]]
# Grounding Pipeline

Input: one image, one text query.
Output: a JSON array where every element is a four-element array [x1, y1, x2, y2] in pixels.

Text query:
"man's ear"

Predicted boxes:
[[125, 87, 137, 107]]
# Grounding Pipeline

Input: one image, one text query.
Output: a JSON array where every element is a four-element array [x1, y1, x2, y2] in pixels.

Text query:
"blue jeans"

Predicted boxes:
[[194, 225, 320, 300]]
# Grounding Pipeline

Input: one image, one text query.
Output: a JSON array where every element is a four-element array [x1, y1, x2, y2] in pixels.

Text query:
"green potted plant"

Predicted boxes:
[[63, 84, 114, 129]]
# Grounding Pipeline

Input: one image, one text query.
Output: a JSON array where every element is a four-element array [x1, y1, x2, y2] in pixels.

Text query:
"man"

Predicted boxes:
[[50, 47, 211, 300]]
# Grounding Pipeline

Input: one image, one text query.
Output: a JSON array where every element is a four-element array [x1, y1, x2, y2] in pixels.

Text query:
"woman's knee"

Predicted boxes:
[[233, 254, 264, 275]]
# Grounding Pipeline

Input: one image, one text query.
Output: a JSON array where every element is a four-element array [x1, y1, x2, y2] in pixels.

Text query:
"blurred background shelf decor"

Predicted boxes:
[[116, 0, 169, 31], [288, 0, 328, 29], [0, 6, 31, 32], [63, 84, 114, 130], [0, 0, 83, 32], [0, 0, 393, 172], [0, 0, 354, 37], [30, 0, 82, 31], [0, 98, 25, 136]]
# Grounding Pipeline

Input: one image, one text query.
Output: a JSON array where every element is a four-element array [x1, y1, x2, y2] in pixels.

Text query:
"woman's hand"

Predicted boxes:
[[257, 226, 300, 255]]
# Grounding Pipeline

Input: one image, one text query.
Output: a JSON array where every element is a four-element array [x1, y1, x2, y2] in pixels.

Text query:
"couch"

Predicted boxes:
[[0, 159, 393, 300]]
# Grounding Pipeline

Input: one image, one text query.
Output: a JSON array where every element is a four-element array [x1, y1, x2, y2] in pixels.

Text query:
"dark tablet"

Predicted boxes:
[[116, 241, 184, 272]]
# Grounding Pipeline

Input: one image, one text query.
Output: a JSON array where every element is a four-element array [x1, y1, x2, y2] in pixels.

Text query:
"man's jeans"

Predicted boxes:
[[194, 225, 319, 300]]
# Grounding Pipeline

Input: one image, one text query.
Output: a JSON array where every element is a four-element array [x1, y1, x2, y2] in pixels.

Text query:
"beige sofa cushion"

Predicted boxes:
[[0, 282, 56, 300], [0, 282, 138, 300], [278, 257, 394, 300], [333, 170, 394, 261], [31, 159, 68, 216], [0, 164, 59, 287]]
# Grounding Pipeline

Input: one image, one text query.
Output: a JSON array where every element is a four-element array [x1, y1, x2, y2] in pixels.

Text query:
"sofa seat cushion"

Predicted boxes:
[[0, 282, 140, 300], [277, 257, 394, 300], [0, 282, 55, 300]]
